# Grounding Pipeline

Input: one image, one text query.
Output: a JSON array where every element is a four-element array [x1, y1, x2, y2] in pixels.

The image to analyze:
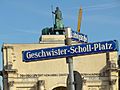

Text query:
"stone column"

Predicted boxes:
[[37, 80, 45, 90], [3, 71, 8, 90], [82, 79, 87, 90], [107, 52, 119, 90], [8, 81, 15, 90]]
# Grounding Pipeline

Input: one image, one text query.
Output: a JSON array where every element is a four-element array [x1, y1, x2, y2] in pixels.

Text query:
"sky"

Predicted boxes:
[[0, 0, 120, 88]]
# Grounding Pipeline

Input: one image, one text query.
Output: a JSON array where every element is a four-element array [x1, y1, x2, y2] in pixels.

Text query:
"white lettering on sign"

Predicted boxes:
[[70, 45, 92, 54], [22, 40, 118, 61], [26, 49, 67, 59], [25, 43, 113, 59], [94, 43, 112, 51], [71, 30, 88, 42]]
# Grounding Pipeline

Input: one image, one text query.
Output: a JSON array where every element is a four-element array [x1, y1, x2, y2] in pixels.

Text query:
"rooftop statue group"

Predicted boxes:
[[42, 7, 64, 35]]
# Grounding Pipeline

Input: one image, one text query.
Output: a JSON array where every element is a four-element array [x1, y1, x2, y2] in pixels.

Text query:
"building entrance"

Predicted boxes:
[[52, 86, 67, 90]]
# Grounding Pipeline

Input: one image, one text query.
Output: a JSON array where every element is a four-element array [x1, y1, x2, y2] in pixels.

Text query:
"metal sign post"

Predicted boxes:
[[65, 27, 75, 90]]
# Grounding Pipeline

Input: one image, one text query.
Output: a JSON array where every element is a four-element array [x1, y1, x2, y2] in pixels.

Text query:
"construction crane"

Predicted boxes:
[[77, 8, 82, 32]]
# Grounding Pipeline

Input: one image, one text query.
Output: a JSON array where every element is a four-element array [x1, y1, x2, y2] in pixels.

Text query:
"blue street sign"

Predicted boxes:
[[71, 30, 88, 43], [22, 40, 118, 62]]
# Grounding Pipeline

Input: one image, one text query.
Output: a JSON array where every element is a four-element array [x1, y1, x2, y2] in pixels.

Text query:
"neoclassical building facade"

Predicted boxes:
[[1, 34, 119, 90]]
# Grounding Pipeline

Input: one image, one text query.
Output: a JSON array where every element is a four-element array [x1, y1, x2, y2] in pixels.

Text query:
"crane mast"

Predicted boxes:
[[77, 8, 82, 32]]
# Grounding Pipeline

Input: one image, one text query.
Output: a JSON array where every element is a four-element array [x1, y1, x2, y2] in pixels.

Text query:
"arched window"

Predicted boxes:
[[52, 86, 67, 90]]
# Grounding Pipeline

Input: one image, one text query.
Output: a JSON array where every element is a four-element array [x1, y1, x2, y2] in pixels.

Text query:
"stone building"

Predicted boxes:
[[0, 30, 119, 90]]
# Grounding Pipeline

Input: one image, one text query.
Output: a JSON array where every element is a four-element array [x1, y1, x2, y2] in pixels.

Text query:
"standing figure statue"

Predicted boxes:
[[52, 7, 64, 30]]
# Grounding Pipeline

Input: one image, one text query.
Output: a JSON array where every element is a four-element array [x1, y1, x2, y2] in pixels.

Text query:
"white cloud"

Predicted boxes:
[[83, 2, 120, 11]]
